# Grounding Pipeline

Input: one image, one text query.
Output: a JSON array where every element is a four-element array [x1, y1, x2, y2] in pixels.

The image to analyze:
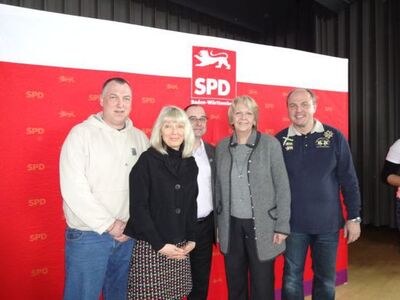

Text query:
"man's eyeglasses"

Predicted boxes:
[[188, 116, 208, 123]]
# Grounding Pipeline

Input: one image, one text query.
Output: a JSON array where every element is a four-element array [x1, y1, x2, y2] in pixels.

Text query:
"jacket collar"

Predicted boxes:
[[147, 147, 188, 178], [287, 119, 324, 137], [229, 129, 260, 148]]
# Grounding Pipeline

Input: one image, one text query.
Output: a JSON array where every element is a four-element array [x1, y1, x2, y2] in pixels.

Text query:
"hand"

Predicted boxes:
[[114, 234, 130, 242], [158, 244, 187, 260], [273, 233, 288, 245], [107, 220, 126, 239], [344, 221, 361, 244], [182, 241, 196, 255]]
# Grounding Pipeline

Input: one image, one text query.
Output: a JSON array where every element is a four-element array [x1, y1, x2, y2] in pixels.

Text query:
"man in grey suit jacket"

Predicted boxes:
[[185, 105, 216, 300]]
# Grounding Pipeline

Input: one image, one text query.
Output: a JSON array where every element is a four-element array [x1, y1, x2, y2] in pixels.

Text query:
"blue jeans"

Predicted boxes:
[[63, 228, 135, 300], [282, 232, 339, 300]]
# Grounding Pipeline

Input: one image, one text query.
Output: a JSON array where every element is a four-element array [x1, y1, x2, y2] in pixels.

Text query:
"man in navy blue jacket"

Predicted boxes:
[[276, 88, 361, 300]]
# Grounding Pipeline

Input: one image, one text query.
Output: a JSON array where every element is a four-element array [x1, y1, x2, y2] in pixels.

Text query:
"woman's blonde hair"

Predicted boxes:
[[228, 95, 259, 128], [150, 106, 195, 158]]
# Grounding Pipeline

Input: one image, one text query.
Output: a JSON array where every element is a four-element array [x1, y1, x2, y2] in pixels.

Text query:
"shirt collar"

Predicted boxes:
[[287, 119, 325, 136], [193, 139, 206, 156]]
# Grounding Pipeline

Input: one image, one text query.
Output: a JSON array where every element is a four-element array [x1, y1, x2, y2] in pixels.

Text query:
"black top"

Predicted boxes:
[[124, 147, 199, 251], [382, 160, 400, 183]]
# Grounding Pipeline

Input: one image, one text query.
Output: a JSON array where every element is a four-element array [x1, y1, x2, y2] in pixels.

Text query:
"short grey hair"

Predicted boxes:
[[101, 77, 132, 97], [286, 88, 317, 105]]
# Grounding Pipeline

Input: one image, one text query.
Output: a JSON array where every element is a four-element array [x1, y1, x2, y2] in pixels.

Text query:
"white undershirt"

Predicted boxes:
[[386, 139, 400, 198], [193, 140, 213, 218]]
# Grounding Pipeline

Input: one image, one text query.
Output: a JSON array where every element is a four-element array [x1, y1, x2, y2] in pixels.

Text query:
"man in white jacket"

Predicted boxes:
[[60, 77, 149, 300]]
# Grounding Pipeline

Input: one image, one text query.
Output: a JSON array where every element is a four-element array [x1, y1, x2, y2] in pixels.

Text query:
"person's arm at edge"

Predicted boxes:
[[336, 132, 361, 244], [270, 137, 291, 244]]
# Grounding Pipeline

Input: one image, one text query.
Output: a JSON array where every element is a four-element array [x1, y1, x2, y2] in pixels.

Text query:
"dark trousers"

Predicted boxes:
[[188, 212, 215, 300], [396, 198, 400, 231], [224, 217, 275, 300]]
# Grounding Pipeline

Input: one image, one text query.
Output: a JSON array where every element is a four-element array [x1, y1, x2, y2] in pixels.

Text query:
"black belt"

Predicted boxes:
[[197, 212, 213, 223]]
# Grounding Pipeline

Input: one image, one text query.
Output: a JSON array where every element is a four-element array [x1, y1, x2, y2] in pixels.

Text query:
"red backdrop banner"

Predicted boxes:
[[0, 4, 349, 299]]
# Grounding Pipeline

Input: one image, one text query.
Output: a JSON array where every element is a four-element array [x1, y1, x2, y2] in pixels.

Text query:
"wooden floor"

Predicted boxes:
[[306, 226, 400, 300]]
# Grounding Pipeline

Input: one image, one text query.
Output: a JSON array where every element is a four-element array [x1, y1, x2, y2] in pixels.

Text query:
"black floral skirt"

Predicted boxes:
[[127, 240, 192, 300]]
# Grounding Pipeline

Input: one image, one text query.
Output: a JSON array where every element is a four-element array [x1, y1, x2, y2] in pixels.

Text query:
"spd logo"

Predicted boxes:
[[191, 46, 236, 102]]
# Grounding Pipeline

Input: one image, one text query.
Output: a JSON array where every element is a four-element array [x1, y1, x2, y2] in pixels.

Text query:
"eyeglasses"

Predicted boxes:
[[188, 116, 208, 123]]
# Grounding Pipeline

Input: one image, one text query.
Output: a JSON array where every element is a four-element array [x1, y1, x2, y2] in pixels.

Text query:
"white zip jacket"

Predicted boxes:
[[60, 113, 149, 234]]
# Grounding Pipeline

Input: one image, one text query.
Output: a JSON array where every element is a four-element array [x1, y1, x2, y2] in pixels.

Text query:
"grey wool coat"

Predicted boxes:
[[215, 131, 291, 261]]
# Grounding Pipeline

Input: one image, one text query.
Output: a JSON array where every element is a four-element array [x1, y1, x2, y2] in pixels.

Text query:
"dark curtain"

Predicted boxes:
[[1, 0, 399, 226], [315, 0, 400, 226]]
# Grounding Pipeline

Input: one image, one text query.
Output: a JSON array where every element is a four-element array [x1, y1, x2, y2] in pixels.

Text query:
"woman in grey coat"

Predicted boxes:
[[216, 95, 291, 300]]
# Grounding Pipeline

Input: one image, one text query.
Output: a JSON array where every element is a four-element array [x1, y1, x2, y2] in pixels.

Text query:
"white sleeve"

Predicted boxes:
[[386, 139, 400, 164], [59, 127, 114, 233]]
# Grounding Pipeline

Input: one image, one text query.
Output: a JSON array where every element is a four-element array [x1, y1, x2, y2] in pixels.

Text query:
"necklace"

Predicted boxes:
[[233, 146, 251, 179]]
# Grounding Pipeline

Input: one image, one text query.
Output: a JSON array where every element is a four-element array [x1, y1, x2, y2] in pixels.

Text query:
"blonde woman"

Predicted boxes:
[[124, 106, 198, 300], [216, 96, 291, 299]]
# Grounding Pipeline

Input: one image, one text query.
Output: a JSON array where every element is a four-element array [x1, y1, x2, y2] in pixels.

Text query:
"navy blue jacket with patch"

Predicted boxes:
[[275, 123, 361, 234]]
